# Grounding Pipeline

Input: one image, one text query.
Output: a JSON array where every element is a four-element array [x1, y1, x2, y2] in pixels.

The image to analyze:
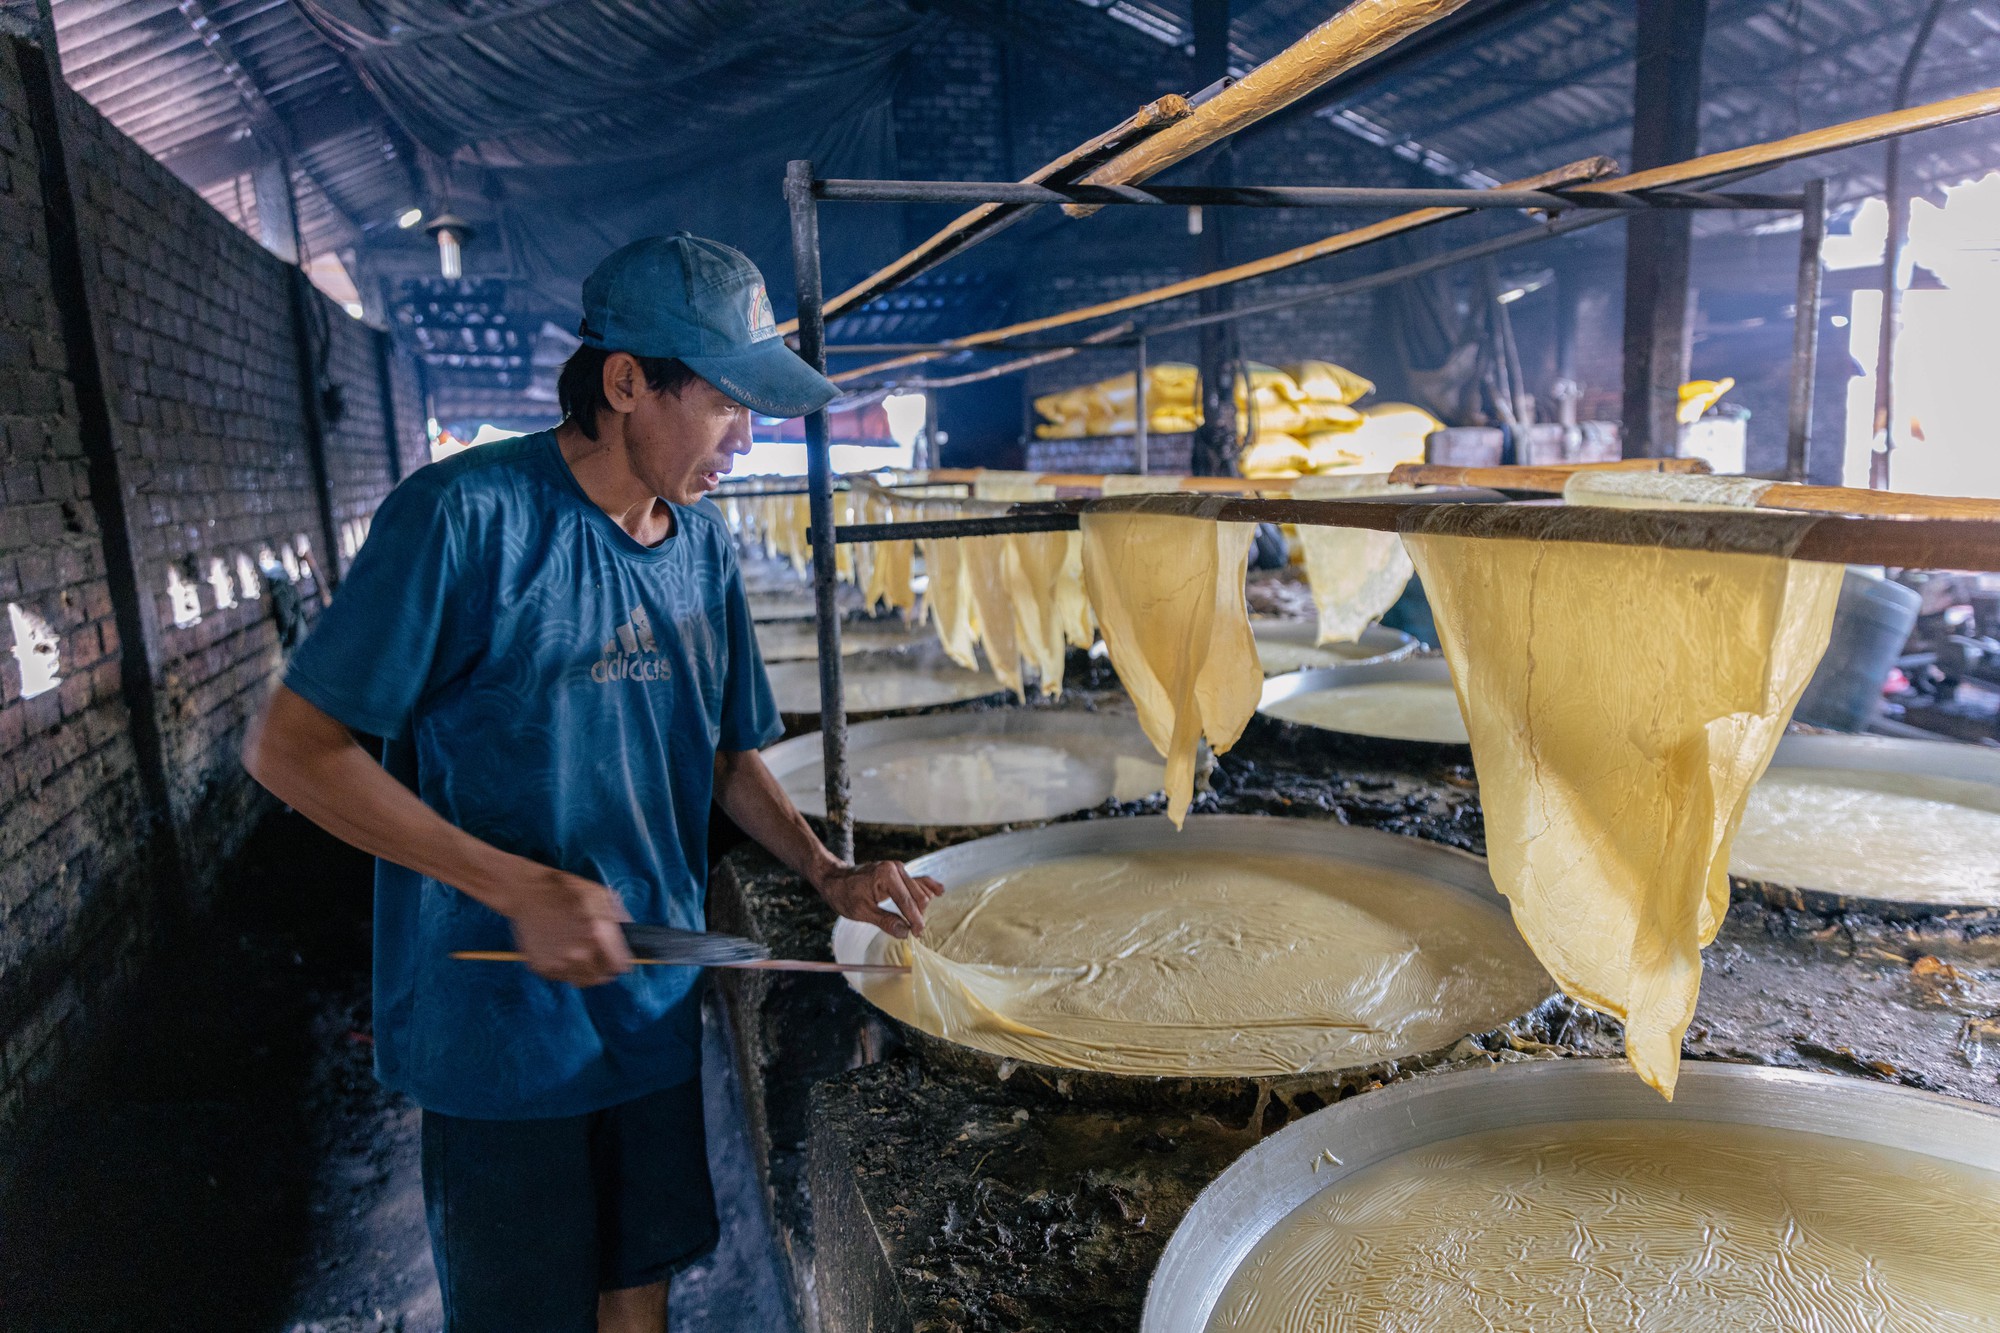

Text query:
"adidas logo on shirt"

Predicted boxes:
[[591, 607, 673, 683]]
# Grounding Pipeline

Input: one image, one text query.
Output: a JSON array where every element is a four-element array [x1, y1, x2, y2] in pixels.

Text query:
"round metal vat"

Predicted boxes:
[[831, 815, 1556, 1112], [1250, 620, 1417, 676], [763, 709, 1164, 841], [753, 616, 932, 663], [765, 651, 1008, 731], [1246, 657, 1470, 764], [1732, 732, 2000, 920], [1143, 1059, 2000, 1333]]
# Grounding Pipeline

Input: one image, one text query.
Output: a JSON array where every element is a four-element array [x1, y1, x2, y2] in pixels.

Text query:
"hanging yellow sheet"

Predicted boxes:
[[920, 526, 982, 671], [1081, 501, 1261, 826], [1056, 531, 1093, 649], [1004, 530, 1073, 696], [855, 485, 916, 615], [1402, 504, 1840, 1097], [961, 533, 1026, 699], [1289, 474, 1415, 644]]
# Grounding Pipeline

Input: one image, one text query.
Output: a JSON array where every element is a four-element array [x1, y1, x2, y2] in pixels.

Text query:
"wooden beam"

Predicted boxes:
[[1620, 0, 1709, 459], [1066, 0, 1486, 213]]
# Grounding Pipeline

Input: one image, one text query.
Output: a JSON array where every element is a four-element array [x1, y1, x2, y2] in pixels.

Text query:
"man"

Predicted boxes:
[[244, 233, 942, 1333]]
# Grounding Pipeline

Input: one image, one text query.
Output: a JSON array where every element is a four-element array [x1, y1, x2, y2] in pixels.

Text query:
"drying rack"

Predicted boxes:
[[778, 79, 2000, 859]]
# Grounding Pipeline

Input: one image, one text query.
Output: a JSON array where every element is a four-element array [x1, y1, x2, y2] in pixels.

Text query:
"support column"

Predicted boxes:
[[786, 159, 853, 863], [1191, 0, 1238, 476], [373, 330, 405, 486], [286, 266, 342, 589], [13, 32, 179, 863], [252, 157, 300, 265], [1619, 0, 1708, 459]]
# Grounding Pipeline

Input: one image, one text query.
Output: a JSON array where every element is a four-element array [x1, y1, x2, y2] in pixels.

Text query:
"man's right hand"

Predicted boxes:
[[503, 865, 634, 987]]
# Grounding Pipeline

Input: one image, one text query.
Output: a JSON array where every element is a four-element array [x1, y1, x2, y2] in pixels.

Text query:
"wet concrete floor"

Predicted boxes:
[[0, 809, 797, 1333]]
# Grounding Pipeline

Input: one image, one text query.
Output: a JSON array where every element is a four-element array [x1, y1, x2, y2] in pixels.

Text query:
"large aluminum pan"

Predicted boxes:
[[1250, 620, 1418, 676], [1733, 732, 2000, 920], [830, 815, 1556, 1113], [763, 709, 1163, 840], [1143, 1059, 2000, 1333], [1246, 656, 1469, 765], [765, 652, 1008, 731], [753, 616, 932, 663]]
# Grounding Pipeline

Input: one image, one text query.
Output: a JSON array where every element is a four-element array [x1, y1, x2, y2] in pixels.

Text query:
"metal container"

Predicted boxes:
[[1143, 1059, 2000, 1333], [830, 815, 1556, 1114], [1250, 620, 1417, 676], [753, 616, 931, 663], [762, 709, 1163, 842], [1247, 657, 1470, 764], [748, 589, 818, 622], [1733, 732, 2000, 919], [765, 651, 1008, 732]]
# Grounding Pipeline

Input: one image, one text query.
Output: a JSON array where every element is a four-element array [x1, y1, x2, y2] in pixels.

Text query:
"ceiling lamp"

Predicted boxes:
[[426, 213, 474, 280], [397, 207, 423, 229]]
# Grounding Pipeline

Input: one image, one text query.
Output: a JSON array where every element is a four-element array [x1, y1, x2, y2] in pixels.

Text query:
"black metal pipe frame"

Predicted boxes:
[[784, 160, 854, 862], [1785, 179, 1828, 485], [814, 178, 1804, 211]]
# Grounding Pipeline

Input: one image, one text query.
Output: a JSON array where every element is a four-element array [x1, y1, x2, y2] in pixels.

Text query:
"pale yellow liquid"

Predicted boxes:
[[1732, 767, 2000, 905], [1213, 1120, 2000, 1332], [782, 736, 1165, 824], [754, 619, 928, 663], [1254, 640, 1397, 675], [1262, 681, 1468, 745], [867, 850, 1550, 1077], [765, 660, 1000, 714]]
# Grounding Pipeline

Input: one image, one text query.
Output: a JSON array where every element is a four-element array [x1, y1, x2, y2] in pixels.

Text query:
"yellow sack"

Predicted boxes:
[[1303, 433, 1366, 473], [1677, 377, 1735, 425], [1296, 402, 1365, 434], [1081, 504, 1260, 826], [1403, 504, 1839, 1097], [1285, 359, 1375, 406], [1239, 432, 1311, 479], [1342, 403, 1442, 473]]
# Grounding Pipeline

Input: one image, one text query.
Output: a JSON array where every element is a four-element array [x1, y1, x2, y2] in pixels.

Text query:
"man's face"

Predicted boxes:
[[608, 355, 753, 504]]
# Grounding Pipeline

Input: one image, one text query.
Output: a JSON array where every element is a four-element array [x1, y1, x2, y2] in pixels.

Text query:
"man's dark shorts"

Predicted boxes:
[[421, 1077, 717, 1332]]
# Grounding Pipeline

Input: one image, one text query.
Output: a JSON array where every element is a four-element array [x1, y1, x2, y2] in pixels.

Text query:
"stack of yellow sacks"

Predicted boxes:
[[1031, 360, 1439, 482]]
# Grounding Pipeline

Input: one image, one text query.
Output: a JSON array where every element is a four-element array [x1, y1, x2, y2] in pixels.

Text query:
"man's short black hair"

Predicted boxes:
[[556, 346, 702, 439]]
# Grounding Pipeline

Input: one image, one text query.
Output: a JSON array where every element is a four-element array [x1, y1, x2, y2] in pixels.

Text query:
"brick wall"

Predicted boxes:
[[0, 32, 428, 1139]]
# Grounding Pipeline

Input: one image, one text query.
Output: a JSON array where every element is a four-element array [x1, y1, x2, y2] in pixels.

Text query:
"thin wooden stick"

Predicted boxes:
[[1064, 0, 1482, 217], [1388, 459, 1713, 489], [451, 950, 910, 975], [777, 95, 1192, 334], [1758, 485, 2000, 522], [832, 158, 1616, 385]]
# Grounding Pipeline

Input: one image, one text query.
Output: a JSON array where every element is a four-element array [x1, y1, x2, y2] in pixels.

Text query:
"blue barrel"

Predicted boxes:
[[1793, 570, 1921, 733]]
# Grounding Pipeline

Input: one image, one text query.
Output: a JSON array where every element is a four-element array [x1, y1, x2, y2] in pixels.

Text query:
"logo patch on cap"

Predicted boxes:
[[746, 283, 777, 343]]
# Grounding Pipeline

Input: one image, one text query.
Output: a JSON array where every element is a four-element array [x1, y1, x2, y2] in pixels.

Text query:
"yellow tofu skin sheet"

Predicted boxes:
[[1404, 526, 1839, 1096], [1287, 474, 1415, 644], [1081, 507, 1262, 826]]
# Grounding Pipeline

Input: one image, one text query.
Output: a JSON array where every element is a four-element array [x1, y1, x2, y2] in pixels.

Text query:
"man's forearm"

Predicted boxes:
[[713, 748, 846, 890], [244, 685, 531, 914]]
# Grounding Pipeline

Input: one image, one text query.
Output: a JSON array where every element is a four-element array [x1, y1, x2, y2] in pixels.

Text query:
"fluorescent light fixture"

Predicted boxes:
[[398, 207, 424, 228]]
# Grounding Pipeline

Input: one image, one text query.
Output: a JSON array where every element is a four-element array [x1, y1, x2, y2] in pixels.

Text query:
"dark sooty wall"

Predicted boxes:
[[0, 32, 428, 1138]]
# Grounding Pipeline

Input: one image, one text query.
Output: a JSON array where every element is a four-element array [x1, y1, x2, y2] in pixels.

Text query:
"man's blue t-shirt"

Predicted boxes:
[[284, 431, 782, 1120]]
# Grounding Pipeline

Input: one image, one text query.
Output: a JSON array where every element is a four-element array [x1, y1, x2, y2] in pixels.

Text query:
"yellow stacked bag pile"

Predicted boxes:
[[1032, 364, 1203, 438], [1336, 402, 1443, 474]]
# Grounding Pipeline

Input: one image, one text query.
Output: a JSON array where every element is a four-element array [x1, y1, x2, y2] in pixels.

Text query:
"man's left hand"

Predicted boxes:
[[814, 861, 944, 939]]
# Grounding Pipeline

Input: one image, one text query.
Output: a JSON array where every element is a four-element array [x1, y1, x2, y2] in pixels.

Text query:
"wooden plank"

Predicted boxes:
[[1387, 459, 1712, 490]]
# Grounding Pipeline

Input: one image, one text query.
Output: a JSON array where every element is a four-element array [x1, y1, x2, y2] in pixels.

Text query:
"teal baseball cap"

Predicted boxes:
[[577, 233, 839, 419]]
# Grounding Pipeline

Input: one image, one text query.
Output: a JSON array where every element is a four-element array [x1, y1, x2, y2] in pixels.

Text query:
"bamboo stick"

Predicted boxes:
[[1076, 493, 2000, 571], [835, 82, 2000, 389], [1388, 459, 1713, 489], [1759, 485, 2000, 522], [451, 950, 910, 975], [1065, 0, 1482, 217], [832, 157, 1618, 384], [777, 94, 1192, 335]]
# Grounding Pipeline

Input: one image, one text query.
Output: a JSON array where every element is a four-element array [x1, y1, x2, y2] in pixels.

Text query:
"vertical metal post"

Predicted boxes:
[[1785, 178, 1827, 485], [286, 265, 343, 589], [373, 328, 405, 485], [1133, 336, 1150, 475], [785, 160, 853, 862]]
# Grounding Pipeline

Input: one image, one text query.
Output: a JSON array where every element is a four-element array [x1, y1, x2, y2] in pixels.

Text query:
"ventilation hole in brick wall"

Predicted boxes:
[[279, 544, 301, 583], [236, 552, 261, 600], [167, 566, 203, 628], [339, 520, 360, 560], [206, 557, 238, 610], [293, 535, 315, 586], [7, 603, 60, 700]]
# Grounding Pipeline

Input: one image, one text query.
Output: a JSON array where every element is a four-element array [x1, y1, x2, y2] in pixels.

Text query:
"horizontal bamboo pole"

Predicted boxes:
[[833, 156, 1617, 384], [777, 94, 1191, 335], [1388, 459, 1714, 489], [837, 82, 2000, 390], [1759, 484, 2000, 522], [1065, 0, 1481, 216]]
